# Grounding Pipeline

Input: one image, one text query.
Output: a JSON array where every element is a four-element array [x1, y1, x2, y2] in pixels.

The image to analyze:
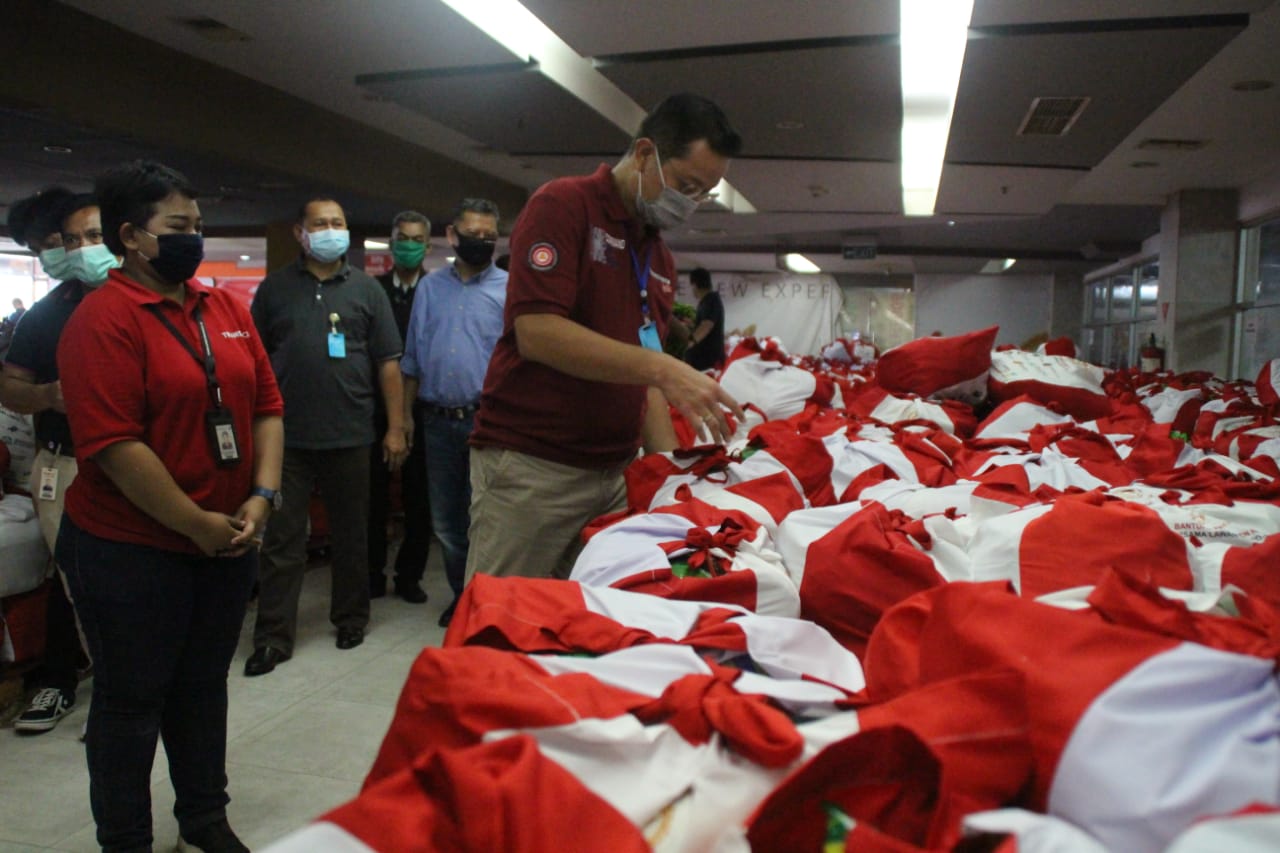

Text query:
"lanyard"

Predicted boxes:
[[629, 246, 653, 325], [145, 303, 224, 410]]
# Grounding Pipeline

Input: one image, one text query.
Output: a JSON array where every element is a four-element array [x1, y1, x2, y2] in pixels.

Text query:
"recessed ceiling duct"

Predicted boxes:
[[176, 17, 251, 43], [1137, 138, 1209, 151], [1017, 96, 1089, 137]]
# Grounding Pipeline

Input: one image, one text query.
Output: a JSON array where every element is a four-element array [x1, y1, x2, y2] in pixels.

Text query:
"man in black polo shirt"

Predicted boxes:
[[246, 197, 406, 676], [683, 267, 725, 371], [368, 210, 432, 603], [1, 192, 115, 733]]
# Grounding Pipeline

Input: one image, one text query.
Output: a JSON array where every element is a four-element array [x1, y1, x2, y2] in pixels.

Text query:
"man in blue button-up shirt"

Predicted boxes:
[[400, 198, 507, 625]]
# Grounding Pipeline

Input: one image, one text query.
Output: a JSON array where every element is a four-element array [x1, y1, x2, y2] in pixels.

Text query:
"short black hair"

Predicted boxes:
[[6, 187, 74, 247], [95, 160, 197, 256], [56, 193, 98, 232], [632, 93, 742, 161], [690, 267, 712, 290], [391, 210, 430, 234], [451, 198, 499, 227], [297, 197, 343, 224]]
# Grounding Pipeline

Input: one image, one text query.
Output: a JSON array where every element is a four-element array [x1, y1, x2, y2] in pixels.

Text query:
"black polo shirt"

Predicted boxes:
[[251, 259, 402, 450], [4, 278, 91, 452]]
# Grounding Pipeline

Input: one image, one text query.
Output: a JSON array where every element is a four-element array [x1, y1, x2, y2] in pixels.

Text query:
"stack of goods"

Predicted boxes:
[[265, 333, 1280, 853]]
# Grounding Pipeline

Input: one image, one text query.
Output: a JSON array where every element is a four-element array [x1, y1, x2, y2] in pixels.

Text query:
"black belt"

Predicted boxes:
[[426, 402, 479, 421]]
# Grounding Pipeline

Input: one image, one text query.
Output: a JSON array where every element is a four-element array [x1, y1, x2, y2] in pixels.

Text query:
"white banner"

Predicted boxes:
[[676, 272, 841, 356]]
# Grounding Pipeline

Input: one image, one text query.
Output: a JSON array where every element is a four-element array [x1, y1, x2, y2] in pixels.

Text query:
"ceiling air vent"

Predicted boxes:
[[176, 16, 251, 43], [1017, 96, 1090, 137], [1137, 138, 1209, 152]]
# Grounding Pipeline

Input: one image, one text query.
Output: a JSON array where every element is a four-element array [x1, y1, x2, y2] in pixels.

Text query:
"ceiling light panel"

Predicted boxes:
[[900, 0, 974, 216]]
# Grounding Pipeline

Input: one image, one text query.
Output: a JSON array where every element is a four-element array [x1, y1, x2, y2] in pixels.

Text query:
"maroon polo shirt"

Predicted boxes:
[[58, 268, 283, 552], [472, 164, 676, 469]]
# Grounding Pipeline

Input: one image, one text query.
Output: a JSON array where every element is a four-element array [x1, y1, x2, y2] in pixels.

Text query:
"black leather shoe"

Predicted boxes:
[[369, 574, 386, 599], [336, 627, 364, 649], [394, 580, 427, 604], [180, 817, 249, 853], [437, 600, 457, 629], [244, 646, 289, 677]]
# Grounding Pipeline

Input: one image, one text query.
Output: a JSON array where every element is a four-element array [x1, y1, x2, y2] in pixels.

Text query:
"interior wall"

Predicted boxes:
[[913, 273, 1053, 348]]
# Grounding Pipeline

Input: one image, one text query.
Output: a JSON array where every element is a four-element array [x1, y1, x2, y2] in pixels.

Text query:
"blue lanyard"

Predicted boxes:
[[629, 246, 652, 325]]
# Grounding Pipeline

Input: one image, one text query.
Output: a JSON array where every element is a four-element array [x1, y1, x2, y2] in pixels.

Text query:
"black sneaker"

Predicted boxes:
[[179, 817, 249, 852], [14, 687, 74, 733]]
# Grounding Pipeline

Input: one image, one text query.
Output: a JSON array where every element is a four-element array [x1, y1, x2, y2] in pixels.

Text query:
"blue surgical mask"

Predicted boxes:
[[38, 246, 75, 280], [67, 243, 120, 285], [635, 148, 698, 230], [304, 228, 350, 263]]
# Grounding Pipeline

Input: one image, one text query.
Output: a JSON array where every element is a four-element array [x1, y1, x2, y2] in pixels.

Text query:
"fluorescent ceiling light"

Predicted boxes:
[[364, 239, 389, 250], [979, 258, 1017, 274], [900, 0, 974, 216], [441, 0, 756, 215], [781, 253, 821, 274]]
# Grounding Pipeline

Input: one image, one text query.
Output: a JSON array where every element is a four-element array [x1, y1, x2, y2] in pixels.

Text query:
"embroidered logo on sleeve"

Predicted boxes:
[[529, 243, 558, 271]]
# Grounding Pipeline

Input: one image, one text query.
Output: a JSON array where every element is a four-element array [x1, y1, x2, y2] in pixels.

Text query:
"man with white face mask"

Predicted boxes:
[[246, 197, 406, 675], [467, 94, 745, 583], [1, 192, 113, 733]]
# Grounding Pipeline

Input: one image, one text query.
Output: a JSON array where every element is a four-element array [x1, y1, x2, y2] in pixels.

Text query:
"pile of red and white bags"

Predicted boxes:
[[265, 334, 1280, 852]]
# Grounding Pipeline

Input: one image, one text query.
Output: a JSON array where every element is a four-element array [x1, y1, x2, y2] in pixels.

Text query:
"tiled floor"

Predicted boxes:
[[0, 546, 452, 851]]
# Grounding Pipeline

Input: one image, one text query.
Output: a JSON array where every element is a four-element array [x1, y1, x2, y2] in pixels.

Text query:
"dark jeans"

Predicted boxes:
[[56, 514, 256, 853], [423, 411, 473, 599], [369, 402, 430, 583], [254, 445, 370, 654], [39, 565, 83, 695]]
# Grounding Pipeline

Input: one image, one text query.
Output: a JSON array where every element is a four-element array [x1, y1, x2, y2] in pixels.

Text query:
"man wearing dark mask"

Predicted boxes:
[[369, 210, 432, 603], [400, 198, 505, 627], [468, 94, 744, 583]]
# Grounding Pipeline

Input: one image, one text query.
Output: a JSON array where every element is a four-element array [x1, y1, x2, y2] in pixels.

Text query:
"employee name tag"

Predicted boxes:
[[207, 408, 242, 467], [638, 322, 662, 352], [328, 331, 347, 358], [38, 466, 58, 501]]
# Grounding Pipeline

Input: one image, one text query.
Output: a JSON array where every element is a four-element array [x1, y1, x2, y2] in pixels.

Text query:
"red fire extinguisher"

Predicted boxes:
[[1140, 333, 1165, 372]]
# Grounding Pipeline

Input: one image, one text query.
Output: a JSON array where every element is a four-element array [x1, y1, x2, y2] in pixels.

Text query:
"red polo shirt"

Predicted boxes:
[[471, 164, 675, 468], [58, 268, 283, 552]]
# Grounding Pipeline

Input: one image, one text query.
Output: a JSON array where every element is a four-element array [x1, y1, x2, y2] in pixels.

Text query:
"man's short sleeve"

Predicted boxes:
[[4, 308, 46, 373], [367, 281, 402, 362], [505, 188, 586, 320]]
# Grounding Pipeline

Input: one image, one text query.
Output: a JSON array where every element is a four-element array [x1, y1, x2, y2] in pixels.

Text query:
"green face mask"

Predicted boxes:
[[392, 239, 426, 269]]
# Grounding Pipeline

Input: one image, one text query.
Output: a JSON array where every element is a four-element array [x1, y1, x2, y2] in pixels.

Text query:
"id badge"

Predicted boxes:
[[38, 466, 58, 501], [206, 408, 242, 468], [638, 322, 662, 352], [328, 332, 347, 358]]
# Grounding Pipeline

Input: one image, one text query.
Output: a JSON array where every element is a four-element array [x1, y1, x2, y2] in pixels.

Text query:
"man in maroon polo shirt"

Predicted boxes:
[[467, 93, 744, 582]]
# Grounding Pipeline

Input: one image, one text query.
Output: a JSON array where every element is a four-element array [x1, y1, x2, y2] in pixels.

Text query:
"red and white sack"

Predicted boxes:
[[446, 574, 865, 692], [974, 395, 1076, 442], [988, 348, 1111, 421], [844, 386, 977, 436], [719, 353, 834, 420], [1256, 358, 1280, 407], [570, 499, 800, 617], [865, 581, 1280, 853], [876, 326, 998, 406]]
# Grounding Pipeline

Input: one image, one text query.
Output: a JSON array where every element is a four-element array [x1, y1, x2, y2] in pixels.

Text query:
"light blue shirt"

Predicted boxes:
[[400, 262, 507, 406]]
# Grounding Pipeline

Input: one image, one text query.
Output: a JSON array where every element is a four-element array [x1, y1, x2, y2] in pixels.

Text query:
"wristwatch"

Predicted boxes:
[[249, 486, 283, 512]]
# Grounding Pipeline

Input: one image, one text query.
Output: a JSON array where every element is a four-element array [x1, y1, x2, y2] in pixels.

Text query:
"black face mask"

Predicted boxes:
[[453, 234, 496, 268], [141, 231, 205, 284]]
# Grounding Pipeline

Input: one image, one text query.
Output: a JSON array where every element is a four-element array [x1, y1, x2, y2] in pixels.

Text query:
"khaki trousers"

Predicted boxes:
[[465, 447, 629, 583]]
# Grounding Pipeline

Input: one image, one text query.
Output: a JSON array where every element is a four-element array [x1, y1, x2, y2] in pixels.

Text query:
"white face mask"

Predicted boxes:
[[303, 228, 350, 263], [634, 148, 698, 230], [39, 246, 74, 280], [67, 243, 120, 285]]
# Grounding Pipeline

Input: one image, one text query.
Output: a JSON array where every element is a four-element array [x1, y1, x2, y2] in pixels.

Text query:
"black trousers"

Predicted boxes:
[[368, 400, 430, 583]]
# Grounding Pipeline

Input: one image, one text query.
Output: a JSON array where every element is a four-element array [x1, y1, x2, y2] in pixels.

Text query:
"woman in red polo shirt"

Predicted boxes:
[[55, 160, 283, 853]]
